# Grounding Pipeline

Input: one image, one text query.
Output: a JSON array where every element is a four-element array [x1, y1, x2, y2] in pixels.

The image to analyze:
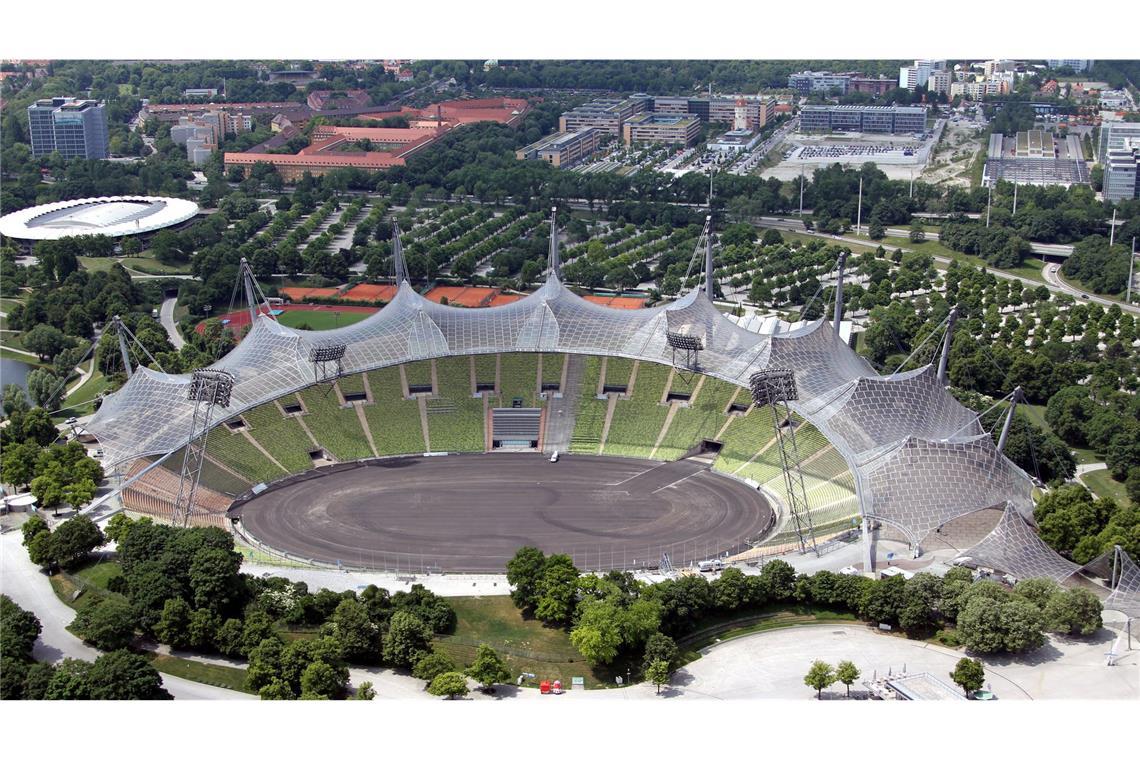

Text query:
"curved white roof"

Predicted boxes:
[[0, 196, 199, 241]]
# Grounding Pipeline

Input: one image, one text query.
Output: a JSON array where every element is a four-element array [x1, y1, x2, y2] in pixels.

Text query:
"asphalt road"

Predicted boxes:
[[236, 453, 775, 573], [159, 296, 184, 349]]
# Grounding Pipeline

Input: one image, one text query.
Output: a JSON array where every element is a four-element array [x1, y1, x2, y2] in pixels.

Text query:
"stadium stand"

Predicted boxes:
[[602, 357, 634, 389], [603, 361, 673, 458], [570, 356, 607, 454], [295, 385, 375, 461], [403, 358, 434, 390], [204, 425, 283, 484], [655, 376, 739, 459], [362, 367, 428, 454], [427, 356, 486, 452], [473, 354, 497, 391], [541, 352, 565, 390], [242, 400, 318, 473], [498, 353, 540, 406]]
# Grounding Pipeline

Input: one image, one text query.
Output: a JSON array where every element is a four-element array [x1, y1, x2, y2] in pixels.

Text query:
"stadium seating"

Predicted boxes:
[[602, 357, 634, 388], [569, 356, 606, 454], [540, 353, 565, 389], [362, 367, 428, 455], [242, 400, 319, 473], [603, 361, 672, 459], [403, 359, 434, 390], [497, 353, 540, 406], [204, 426, 282, 485], [295, 385, 375, 462], [654, 377, 739, 460], [473, 354, 497, 390], [427, 356, 485, 452], [336, 373, 366, 398]]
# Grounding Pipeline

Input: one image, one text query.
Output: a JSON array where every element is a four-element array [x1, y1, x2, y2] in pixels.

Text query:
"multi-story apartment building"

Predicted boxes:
[[849, 76, 895, 96], [516, 128, 603, 168], [899, 60, 948, 91], [622, 113, 701, 146], [27, 97, 109, 159], [800, 105, 927, 134], [928, 71, 952, 96]]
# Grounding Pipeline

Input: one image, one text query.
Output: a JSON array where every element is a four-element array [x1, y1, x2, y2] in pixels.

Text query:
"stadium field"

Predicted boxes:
[[275, 309, 374, 330]]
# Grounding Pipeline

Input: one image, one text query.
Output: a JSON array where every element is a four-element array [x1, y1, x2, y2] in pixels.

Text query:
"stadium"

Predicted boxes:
[[81, 218, 1136, 609], [0, 195, 200, 241]]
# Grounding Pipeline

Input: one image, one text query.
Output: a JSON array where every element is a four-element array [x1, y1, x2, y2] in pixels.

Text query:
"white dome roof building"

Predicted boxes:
[[0, 195, 200, 242]]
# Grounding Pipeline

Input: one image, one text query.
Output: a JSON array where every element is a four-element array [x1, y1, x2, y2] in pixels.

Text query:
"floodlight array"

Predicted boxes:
[[666, 331, 704, 352], [187, 369, 234, 407], [749, 369, 798, 407], [309, 343, 347, 363]]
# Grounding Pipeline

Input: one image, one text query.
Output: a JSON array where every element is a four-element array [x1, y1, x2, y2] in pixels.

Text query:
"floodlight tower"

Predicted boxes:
[[749, 369, 817, 555], [172, 369, 235, 526], [310, 341, 347, 385], [666, 331, 704, 375]]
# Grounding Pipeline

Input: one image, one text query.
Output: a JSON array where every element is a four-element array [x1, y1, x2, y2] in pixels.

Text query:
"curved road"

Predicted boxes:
[[159, 296, 185, 349]]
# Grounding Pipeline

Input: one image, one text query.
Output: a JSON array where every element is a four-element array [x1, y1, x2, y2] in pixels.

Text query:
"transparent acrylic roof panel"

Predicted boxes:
[[957, 502, 1081, 583]]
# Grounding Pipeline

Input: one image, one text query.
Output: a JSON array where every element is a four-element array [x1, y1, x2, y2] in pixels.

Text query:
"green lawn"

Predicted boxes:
[[77, 251, 192, 276], [434, 596, 623, 689], [146, 653, 254, 694], [60, 370, 111, 417], [73, 560, 123, 590], [0, 346, 42, 365], [276, 309, 373, 330], [1082, 469, 1132, 506]]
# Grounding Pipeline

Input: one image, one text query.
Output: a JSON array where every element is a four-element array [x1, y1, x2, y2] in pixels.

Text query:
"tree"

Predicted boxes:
[[646, 659, 670, 695], [188, 546, 243, 613], [154, 597, 193, 649], [1, 441, 39, 488], [48, 516, 105, 569], [465, 644, 511, 692], [957, 595, 1045, 654], [835, 660, 860, 698], [534, 554, 579, 627], [327, 598, 380, 664], [758, 559, 796, 601], [87, 650, 171, 700], [382, 610, 433, 669], [355, 681, 376, 700], [570, 599, 623, 666], [1043, 588, 1103, 636], [413, 651, 458, 682], [507, 546, 548, 614], [25, 368, 60, 411], [804, 660, 835, 699], [22, 324, 71, 362], [259, 679, 295, 700], [300, 660, 344, 700], [868, 219, 885, 240], [45, 658, 94, 700], [950, 657, 985, 697], [0, 595, 42, 661], [909, 221, 926, 244], [70, 597, 136, 651], [427, 671, 469, 699], [642, 632, 679, 673]]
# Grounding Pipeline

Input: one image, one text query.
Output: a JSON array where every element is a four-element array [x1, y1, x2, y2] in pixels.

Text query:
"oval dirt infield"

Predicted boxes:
[[236, 453, 775, 573]]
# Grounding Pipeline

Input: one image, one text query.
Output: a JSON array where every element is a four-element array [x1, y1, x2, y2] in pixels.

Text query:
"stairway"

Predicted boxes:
[[542, 354, 586, 454]]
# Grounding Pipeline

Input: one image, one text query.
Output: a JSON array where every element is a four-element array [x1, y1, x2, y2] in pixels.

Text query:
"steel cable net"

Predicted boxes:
[[956, 502, 1081, 583], [89, 275, 1048, 558], [1100, 548, 1140, 619]]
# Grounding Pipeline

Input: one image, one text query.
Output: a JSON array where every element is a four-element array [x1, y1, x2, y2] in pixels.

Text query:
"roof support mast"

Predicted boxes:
[[833, 250, 848, 335], [996, 386, 1023, 454], [548, 206, 561, 278], [937, 306, 959, 385], [114, 315, 133, 379], [392, 222, 409, 285], [704, 215, 715, 301]]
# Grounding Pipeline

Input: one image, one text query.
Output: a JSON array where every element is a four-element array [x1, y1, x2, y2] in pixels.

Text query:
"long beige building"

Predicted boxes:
[[516, 128, 603, 168]]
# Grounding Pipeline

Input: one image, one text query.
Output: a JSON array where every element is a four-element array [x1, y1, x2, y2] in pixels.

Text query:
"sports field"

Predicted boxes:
[[274, 309, 374, 330]]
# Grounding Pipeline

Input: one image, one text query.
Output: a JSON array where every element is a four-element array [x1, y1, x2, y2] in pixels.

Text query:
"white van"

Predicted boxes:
[[549, 451, 559, 463], [698, 559, 724, 572]]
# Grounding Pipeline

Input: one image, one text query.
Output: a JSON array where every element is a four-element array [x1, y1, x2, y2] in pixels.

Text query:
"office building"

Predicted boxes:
[[516, 128, 603, 168], [650, 95, 776, 130], [787, 71, 851, 95], [800, 105, 927, 134], [1098, 119, 1140, 163], [982, 60, 1017, 77], [1047, 59, 1093, 72], [622, 113, 701, 147], [27, 97, 109, 159], [559, 96, 652, 135], [1103, 139, 1140, 202]]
